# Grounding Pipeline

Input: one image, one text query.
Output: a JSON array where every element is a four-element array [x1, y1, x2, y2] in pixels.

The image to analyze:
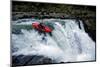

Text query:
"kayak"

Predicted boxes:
[[32, 22, 52, 33]]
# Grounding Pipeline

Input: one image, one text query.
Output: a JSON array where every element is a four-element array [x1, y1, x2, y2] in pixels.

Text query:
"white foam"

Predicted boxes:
[[12, 19, 95, 62]]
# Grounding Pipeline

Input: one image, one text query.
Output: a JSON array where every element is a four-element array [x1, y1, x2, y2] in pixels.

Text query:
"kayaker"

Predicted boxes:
[[38, 23, 45, 30], [32, 22, 52, 36]]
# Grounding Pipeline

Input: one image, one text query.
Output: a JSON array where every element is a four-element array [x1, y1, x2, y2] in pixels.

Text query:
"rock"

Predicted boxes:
[[12, 55, 54, 66], [82, 18, 96, 42]]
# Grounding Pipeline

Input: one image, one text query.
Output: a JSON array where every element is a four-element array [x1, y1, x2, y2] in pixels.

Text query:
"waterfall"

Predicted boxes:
[[12, 19, 95, 62]]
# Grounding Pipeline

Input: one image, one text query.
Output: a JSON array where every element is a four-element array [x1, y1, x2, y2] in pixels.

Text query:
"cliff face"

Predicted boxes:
[[12, 1, 96, 41]]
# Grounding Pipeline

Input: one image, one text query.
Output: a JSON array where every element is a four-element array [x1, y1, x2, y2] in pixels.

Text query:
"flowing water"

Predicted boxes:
[[12, 19, 95, 63]]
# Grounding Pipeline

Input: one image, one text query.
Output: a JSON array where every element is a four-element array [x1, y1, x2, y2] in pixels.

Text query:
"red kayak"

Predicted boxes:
[[32, 22, 52, 33]]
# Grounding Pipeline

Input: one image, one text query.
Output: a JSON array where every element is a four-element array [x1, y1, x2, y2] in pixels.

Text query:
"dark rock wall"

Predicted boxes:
[[12, 55, 55, 66]]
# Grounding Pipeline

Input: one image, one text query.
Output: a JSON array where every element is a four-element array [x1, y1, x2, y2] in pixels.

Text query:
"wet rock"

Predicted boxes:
[[12, 55, 54, 66], [82, 19, 96, 42]]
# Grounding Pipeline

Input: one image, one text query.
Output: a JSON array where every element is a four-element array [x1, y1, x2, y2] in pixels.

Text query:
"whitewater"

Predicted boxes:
[[12, 19, 95, 63]]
